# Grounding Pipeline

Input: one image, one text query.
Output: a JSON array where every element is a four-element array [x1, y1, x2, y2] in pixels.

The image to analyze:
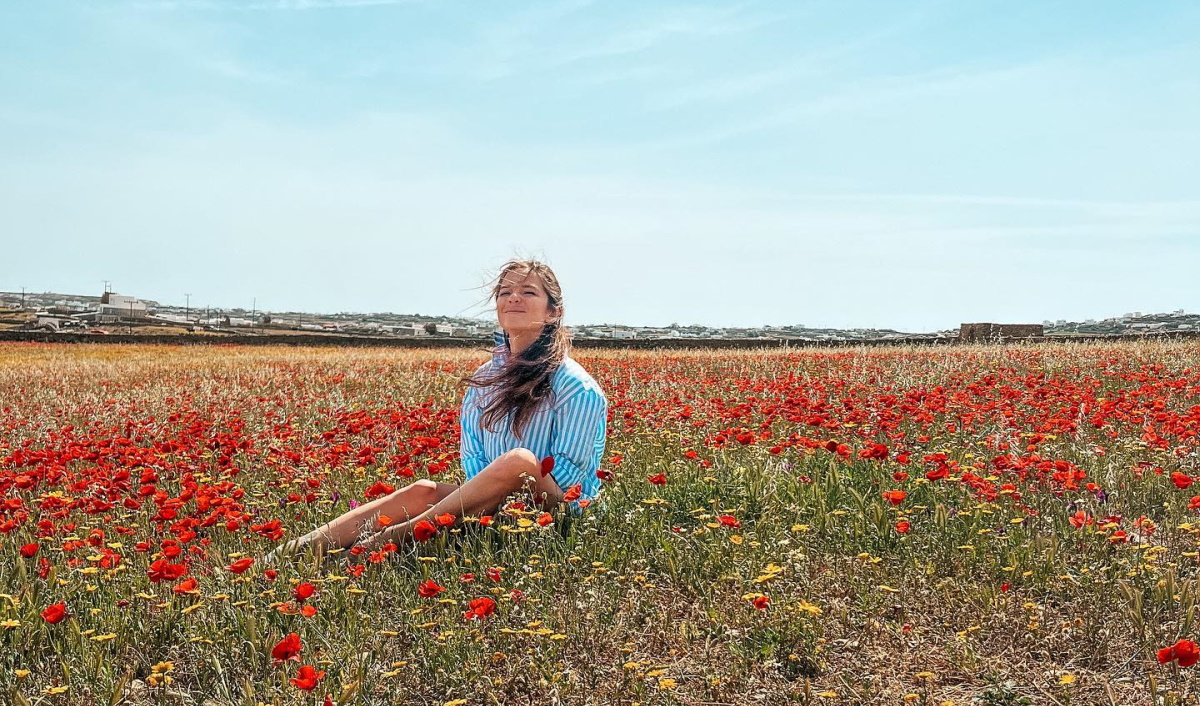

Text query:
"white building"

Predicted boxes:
[[612, 329, 636, 340], [96, 292, 149, 323]]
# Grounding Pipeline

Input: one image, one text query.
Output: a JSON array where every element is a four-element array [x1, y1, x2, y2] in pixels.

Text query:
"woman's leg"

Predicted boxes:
[[265, 478, 459, 561], [357, 448, 563, 549]]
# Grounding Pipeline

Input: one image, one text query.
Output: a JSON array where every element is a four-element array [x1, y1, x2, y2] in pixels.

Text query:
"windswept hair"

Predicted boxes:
[[462, 259, 571, 439]]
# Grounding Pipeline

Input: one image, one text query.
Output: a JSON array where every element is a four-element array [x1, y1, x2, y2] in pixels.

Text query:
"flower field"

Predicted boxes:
[[2, 341, 1200, 705]]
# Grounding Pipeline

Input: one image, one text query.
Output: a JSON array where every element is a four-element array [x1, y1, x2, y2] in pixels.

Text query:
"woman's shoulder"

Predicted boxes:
[[553, 356, 606, 402], [461, 360, 497, 401]]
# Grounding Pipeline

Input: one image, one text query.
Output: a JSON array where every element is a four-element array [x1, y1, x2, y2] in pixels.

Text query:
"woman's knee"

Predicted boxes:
[[375, 479, 444, 515], [503, 447, 539, 467], [408, 478, 440, 496], [483, 448, 539, 487]]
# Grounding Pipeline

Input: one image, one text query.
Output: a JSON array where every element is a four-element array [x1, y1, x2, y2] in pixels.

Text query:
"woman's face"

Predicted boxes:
[[496, 269, 557, 337]]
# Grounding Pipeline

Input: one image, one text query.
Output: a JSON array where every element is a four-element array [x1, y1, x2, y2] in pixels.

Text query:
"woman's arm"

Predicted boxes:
[[548, 388, 608, 497], [460, 386, 488, 477]]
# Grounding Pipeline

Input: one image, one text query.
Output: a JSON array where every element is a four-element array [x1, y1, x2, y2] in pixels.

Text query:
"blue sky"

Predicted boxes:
[[1, 0, 1197, 330]]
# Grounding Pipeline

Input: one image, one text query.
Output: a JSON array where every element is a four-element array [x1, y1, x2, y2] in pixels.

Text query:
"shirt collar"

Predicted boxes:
[[492, 329, 509, 365]]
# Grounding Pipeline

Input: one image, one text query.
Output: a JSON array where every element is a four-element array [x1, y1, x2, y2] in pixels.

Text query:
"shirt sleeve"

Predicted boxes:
[[459, 385, 487, 478], [549, 388, 608, 496]]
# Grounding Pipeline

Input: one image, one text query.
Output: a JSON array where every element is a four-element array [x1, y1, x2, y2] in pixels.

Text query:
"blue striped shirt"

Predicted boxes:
[[459, 330, 608, 509]]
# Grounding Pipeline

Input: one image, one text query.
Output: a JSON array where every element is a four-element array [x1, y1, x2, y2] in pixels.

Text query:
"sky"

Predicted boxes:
[[1, 0, 1197, 331]]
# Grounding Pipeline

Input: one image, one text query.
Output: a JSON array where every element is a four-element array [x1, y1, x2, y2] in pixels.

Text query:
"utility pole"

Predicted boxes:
[[19, 286, 25, 310], [252, 297, 256, 333], [128, 300, 133, 335], [184, 293, 192, 323]]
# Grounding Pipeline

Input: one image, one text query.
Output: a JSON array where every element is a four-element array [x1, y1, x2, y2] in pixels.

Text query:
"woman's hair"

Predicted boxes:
[[462, 259, 571, 439]]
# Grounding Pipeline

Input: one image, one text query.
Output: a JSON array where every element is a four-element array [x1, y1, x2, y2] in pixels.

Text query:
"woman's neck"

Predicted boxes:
[[506, 328, 539, 358]]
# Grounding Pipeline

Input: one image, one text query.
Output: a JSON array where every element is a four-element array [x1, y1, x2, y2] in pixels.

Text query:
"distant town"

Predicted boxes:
[[1, 287, 1196, 343]]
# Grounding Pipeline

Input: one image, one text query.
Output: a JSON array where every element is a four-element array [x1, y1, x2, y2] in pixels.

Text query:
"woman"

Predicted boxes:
[[265, 259, 608, 562]]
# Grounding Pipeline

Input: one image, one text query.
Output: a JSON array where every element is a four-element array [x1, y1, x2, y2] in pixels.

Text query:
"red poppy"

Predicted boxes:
[[751, 596, 769, 610], [173, 577, 199, 594], [19, 543, 39, 559], [271, 633, 303, 664], [462, 596, 497, 620], [363, 481, 394, 500], [925, 467, 950, 482], [41, 603, 68, 624], [376, 514, 394, 528], [300, 605, 318, 618], [882, 490, 906, 506], [417, 580, 446, 598], [540, 456, 555, 477], [290, 664, 325, 691], [596, 469, 614, 483], [1171, 472, 1193, 490], [858, 443, 889, 460], [1157, 639, 1200, 668], [562, 484, 582, 503], [894, 520, 911, 534], [228, 557, 254, 574], [647, 473, 667, 486], [486, 567, 503, 582], [536, 512, 553, 526], [717, 515, 741, 529], [147, 559, 188, 583], [292, 583, 316, 601], [412, 520, 438, 542], [434, 513, 456, 527]]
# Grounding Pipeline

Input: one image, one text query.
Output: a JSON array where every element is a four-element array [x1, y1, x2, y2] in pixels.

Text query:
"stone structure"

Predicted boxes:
[[959, 323, 1045, 343]]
